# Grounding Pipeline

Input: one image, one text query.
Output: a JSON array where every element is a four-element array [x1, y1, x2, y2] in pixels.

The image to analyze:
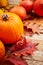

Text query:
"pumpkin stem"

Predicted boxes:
[[2, 14, 8, 21]]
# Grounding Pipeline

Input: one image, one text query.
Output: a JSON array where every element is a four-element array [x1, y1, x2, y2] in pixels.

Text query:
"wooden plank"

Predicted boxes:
[[8, 0, 21, 5], [23, 17, 43, 65], [24, 34, 43, 65]]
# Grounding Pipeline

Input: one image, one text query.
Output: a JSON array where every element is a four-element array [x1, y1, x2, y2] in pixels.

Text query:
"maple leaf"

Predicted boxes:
[[12, 42, 37, 57], [5, 36, 38, 59], [5, 55, 28, 65], [11, 37, 38, 57], [23, 20, 41, 35], [11, 37, 27, 52]]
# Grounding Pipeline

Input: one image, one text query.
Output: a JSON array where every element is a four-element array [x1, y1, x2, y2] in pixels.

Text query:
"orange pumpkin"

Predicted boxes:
[[0, 41, 5, 60], [9, 6, 26, 20], [0, 12, 24, 44]]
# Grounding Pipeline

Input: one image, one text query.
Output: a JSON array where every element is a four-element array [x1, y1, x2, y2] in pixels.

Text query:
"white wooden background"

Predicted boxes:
[[8, 0, 21, 5]]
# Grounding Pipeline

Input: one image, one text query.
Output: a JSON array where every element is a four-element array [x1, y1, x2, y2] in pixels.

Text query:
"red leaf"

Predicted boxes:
[[5, 36, 38, 57], [5, 55, 28, 65], [11, 37, 27, 51], [13, 42, 37, 57], [11, 37, 38, 56]]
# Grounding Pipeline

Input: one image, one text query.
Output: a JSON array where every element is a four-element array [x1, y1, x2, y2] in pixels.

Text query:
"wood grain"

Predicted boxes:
[[23, 17, 43, 65]]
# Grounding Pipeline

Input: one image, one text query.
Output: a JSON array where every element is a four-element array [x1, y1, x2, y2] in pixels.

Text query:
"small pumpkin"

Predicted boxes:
[[0, 12, 24, 44], [0, 41, 5, 60], [9, 6, 26, 20]]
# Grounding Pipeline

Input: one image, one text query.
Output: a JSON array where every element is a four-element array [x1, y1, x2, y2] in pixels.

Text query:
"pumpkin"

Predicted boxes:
[[0, 12, 24, 44], [9, 6, 26, 20], [0, 41, 5, 60]]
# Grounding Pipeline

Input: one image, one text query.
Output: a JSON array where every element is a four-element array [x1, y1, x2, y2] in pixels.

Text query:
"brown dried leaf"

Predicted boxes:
[[23, 20, 42, 35]]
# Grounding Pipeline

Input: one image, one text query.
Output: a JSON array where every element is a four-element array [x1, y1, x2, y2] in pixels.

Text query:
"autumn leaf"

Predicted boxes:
[[23, 20, 41, 36], [12, 42, 37, 57], [5, 55, 28, 65], [5, 36, 38, 57], [11, 37, 27, 51], [11, 37, 38, 57]]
